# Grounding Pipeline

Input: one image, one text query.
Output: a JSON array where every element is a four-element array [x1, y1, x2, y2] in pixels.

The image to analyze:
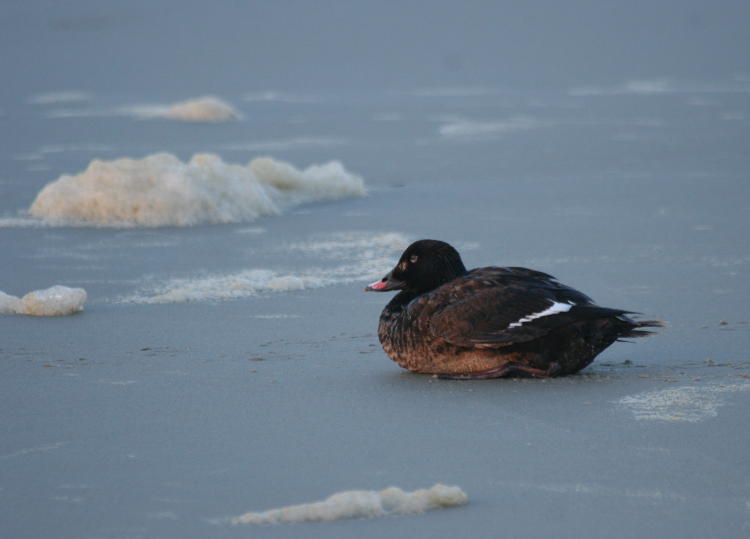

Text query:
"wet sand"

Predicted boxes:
[[2, 175, 750, 538], [2, 2, 750, 536]]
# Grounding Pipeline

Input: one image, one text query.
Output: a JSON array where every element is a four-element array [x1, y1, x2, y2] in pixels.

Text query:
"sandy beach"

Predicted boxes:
[[2, 2, 750, 538]]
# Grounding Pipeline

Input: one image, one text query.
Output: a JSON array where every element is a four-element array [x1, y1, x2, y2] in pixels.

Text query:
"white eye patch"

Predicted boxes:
[[410, 255, 418, 263]]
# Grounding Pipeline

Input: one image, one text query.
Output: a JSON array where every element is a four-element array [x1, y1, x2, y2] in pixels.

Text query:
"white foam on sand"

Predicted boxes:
[[720, 112, 745, 121], [0, 217, 52, 228], [13, 143, 115, 162], [243, 91, 318, 103], [47, 97, 242, 121], [27, 91, 91, 105], [286, 231, 409, 258], [0, 286, 87, 316], [439, 116, 539, 138], [234, 226, 265, 235], [119, 232, 409, 303], [0, 441, 68, 459], [569, 79, 674, 96], [496, 479, 686, 503], [124, 96, 241, 122], [44, 108, 115, 119], [218, 137, 347, 152], [123, 269, 313, 304], [618, 383, 750, 422], [231, 484, 467, 525], [409, 86, 495, 97], [569, 78, 750, 97], [251, 314, 301, 319], [25, 152, 366, 227]]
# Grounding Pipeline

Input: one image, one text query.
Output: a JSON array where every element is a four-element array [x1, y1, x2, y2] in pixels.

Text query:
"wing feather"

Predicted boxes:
[[423, 267, 594, 347]]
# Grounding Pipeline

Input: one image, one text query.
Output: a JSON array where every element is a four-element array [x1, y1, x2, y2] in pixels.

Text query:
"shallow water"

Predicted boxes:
[[2, 2, 750, 538]]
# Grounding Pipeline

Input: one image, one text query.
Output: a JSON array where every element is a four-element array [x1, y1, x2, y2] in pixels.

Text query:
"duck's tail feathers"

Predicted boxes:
[[621, 319, 667, 338]]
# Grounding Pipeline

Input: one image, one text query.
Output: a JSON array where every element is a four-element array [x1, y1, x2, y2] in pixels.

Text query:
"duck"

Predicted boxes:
[[365, 239, 663, 379]]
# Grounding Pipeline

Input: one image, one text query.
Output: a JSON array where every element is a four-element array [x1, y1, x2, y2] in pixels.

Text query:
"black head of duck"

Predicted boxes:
[[366, 239, 664, 379], [365, 239, 468, 295]]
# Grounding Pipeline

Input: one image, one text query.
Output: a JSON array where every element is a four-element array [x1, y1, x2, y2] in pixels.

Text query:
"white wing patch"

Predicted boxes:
[[507, 301, 573, 328]]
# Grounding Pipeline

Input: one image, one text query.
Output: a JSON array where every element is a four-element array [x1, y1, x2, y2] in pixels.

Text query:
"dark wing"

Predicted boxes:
[[424, 267, 618, 348]]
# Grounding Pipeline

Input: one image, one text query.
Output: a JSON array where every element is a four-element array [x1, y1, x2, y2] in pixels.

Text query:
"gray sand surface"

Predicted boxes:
[[2, 2, 750, 537], [3, 178, 750, 538]]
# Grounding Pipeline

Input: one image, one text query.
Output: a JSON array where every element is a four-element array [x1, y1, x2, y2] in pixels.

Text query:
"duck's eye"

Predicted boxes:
[[410, 254, 419, 264]]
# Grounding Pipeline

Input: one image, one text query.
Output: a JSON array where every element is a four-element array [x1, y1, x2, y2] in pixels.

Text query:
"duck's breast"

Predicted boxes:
[[377, 289, 517, 374]]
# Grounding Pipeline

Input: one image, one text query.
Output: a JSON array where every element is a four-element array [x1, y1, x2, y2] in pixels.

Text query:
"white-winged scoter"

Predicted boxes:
[[365, 239, 663, 379]]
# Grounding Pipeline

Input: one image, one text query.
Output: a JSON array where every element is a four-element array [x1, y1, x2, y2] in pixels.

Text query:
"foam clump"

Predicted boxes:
[[0, 286, 87, 316], [231, 483, 467, 525], [28, 152, 366, 227], [127, 96, 241, 122]]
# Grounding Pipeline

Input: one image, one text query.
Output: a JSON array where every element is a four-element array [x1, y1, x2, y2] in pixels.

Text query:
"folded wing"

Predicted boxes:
[[425, 267, 625, 348]]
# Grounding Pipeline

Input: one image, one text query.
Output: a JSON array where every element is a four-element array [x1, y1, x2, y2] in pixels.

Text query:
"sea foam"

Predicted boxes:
[[0, 286, 87, 316], [617, 384, 750, 422], [124, 96, 241, 122], [439, 116, 539, 138], [231, 484, 468, 525], [119, 231, 409, 303], [568, 77, 750, 97], [244, 91, 316, 103], [27, 91, 91, 105], [28, 153, 366, 227]]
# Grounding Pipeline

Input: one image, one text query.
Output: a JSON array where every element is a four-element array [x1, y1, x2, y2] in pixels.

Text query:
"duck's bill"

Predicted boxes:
[[364, 273, 405, 292]]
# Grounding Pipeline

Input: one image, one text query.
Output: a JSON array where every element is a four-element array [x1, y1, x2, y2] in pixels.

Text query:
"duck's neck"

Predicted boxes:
[[420, 260, 467, 294], [385, 290, 419, 312]]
